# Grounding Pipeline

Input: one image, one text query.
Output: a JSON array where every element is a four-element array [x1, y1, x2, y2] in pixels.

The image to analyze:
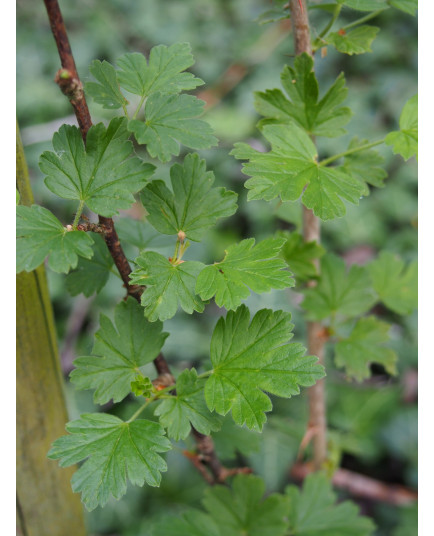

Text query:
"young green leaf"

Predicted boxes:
[[385, 95, 418, 160], [140, 153, 237, 241], [39, 118, 155, 217], [286, 472, 376, 535], [339, 137, 387, 195], [65, 233, 114, 296], [116, 43, 204, 97], [368, 251, 417, 315], [70, 298, 168, 404], [202, 474, 290, 536], [131, 374, 153, 398], [154, 369, 222, 440], [340, 0, 389, 10], [130, 251, 205, 321], [335, 316, 397, 381], [205, 305, 325, 431], [85, 59, 128, 110], [254, 53, 352, 137], [128, 93, 217, 162], [232, 123, 364, 220], [302, 254, 377, 321], [153, 510, 220, 536], [196, 237, 294, 310], [388, 0, 417, 15], [48, 413, 171, 511], [278, 231, 325, 283], [326, 26, 380, 55], [16, 205, 94, 273]]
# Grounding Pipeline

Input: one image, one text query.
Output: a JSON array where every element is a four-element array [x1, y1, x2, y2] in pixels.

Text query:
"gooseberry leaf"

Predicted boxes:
[[130, 251, 205, 321], [128, 93, 217, 162], [131, 375, 153, 398], [232, 123, 364, 220], [154, 369, 222, 440], [302, 254, 377, 321], [388, 0, 417, 15], [85, 59, 128, 110], [153, 510, 220, 536], [65, 233, 114, 296], [39, 118, 155, 216], [385, 95, 418, 160], [140, 153, 237, 241], [340, 0, 389, 10], [70, 298, 168, 404], [335, 316, 398, 381], [16, 205, 94, 273], [326, 26, 380, 55], [205, 305, 325, 431], [48, 413, 171, 511], [254, 53, 352, 137], [202, 474, 290, 536], [196, 237, 294, 310], [116, 43, 204, 97], [286, 472, 376, 535], [368, 251, 417, 315], [278, 231, 325, 283]]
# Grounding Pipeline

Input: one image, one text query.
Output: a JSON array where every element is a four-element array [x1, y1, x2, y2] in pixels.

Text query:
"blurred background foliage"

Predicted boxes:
[[17, 0, 417, 534]]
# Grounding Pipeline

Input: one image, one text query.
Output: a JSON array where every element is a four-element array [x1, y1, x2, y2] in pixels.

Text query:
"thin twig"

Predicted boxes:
[[42, 0, 245, 484], [289, 0, 328, 470]]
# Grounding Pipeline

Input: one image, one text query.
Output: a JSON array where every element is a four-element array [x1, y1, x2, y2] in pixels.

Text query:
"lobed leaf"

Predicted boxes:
[[388, 0, 417, 15], [154, 369, 222, 440], [85, 59, 128, 110], [232, 123, 364, 220], [153, 510, 220, 536], [368, 251, 417, 315], [205, 305, 325, 430], [116, 43, 203, 97], [48, 413, 171, 511], [141, 153, 237, 241], [16, 205, 94, 273], [385, 95, 418, 160], [65, 233, 114, 296], [130, 251, 205, 321], [326, 26, 380, 55], [128, 93, 217, 162], [278, 231, 325, 283], [39, 118, 155, 216], [335, 316, 398, 381], [70, 298, 168, 404], [302, 254, 377, 321], [254, 53, 352, 137], [196, 237, 294, 310], [340, 0, 389, 10], [286, 472, 376, 535]]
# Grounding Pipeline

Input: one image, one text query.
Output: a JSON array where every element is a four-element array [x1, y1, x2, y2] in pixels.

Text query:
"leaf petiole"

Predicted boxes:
[[319, 139, 384, 167], [341, 9, 385, 31], [72, 199, 85, 230], [132, 94, 147, 120]]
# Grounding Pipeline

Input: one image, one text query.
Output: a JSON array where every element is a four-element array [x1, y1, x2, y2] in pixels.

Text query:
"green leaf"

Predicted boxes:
[[153, 510, 220, 536], [302, 254, 377, 321], [388, 0, 417, 15], [202, 474, 290, 536], [115, 217, 173, 251], [385, 95, 418, 160], [205, 305, 325, 430], [48, 413, 171, 511], [16, 205, 94, 273], [326, 26, 380, 55], [39, 118, 155, 216], [254, 53, 352, 137], [154, 369, 222, 440], [232, 123, 364, 220], [368, 251, 417, 314], [128, 93, 217, 162], [196, 237, 294, 310], [286, 472, 376, 535], [340, 0, 389, 11], [130, 251, 205, 321], [70, 298, 168, 404], [141, 153, 237, 241], [335, 316, 398, 381], [85, 59, 128, 110], [339, 138, 387, 195], [131, 375, 153, 398], [116, 43, 204, 97], [256, 0, 290, 24], [65, 233, 114, 296], [278, 231, 325, 283]]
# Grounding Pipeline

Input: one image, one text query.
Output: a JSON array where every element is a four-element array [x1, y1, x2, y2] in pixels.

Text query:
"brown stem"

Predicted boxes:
[[42, 0, 243, 484], [289, 0, 327, 469]]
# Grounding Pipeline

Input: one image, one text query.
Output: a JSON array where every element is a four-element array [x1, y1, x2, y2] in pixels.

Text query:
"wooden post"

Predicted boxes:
[[16, 125, 86, 536]]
